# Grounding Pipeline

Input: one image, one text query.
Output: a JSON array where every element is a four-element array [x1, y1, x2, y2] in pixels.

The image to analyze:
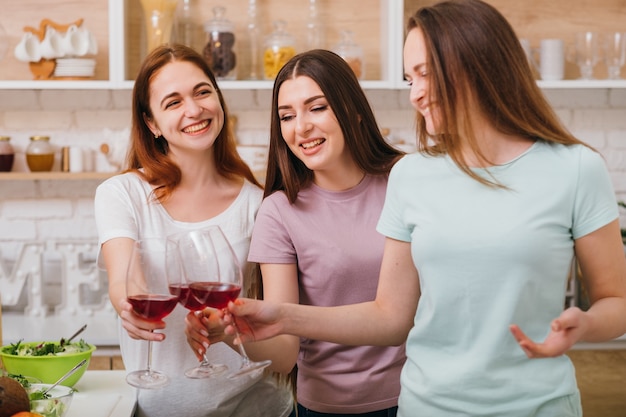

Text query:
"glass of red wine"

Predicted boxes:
[[125, 238, 179, 389], [188, 225, 272, 379], [166, 230, 229, 379]]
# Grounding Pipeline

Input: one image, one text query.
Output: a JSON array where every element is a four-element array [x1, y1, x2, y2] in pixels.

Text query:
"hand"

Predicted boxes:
[[224, 298, 285, 344], [118, 298, 167, 342], [185, 308, 227, 360], [509, 307, 587, 358]]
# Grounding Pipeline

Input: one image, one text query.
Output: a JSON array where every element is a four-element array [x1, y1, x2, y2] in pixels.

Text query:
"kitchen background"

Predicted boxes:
[[0, 0, 625, 416]]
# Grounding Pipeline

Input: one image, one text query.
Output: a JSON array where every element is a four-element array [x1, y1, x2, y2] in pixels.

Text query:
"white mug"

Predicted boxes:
[[40, 27, 64, 60], [14, 32, 41, 62], [87, 30, 98, 55], [62, 24, 90, 57], [538, 38, 565, 81]]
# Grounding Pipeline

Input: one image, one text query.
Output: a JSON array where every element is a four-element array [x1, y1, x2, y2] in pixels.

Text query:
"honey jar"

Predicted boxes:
[[26, 135, 55, 172], [263, 20, 296, 80]]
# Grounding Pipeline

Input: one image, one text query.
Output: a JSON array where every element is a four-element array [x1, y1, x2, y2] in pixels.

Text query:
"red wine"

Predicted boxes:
[[189, 282, 241, 310], [128, 294, 178, 321], [169, 283, 205, 311]]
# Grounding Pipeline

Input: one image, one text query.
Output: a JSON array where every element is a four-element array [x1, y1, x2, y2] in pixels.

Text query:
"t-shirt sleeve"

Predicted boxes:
[[377, 157, 413, 242], [572, 147, 618, 239], [94, 177, 139, 246], [248, 193, 298, 264]]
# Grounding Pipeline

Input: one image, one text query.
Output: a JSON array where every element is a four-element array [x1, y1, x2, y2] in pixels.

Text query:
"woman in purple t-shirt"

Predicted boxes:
[[187, 49, 405, 417]]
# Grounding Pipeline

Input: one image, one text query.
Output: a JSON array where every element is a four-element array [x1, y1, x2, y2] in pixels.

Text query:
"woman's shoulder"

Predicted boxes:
[[98, 170, 145, 189]]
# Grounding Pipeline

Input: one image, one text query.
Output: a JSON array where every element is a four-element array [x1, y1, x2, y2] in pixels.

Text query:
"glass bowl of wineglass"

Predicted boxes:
[[187, 225, 272, 379], [125, 238, 179, 389], [167, 230, 229, 379]]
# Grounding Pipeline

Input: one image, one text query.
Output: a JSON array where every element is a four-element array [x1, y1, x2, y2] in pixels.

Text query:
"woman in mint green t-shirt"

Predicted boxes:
[[225, 1, 626, 416]]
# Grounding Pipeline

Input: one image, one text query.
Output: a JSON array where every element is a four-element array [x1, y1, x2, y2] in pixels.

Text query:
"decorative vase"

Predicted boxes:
[[140, 0, 179, 55]]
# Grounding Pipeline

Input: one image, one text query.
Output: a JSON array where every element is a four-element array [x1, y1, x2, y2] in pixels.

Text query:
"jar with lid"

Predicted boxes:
[[26, 135, 55, 172], [333, 30, 365, 80], [263, 20, 296, 80], [203, 6, 237, 80], [0, 136, 14, 172]]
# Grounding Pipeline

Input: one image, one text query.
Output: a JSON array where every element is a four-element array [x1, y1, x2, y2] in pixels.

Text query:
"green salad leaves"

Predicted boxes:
[[5, 339, 90, 356]]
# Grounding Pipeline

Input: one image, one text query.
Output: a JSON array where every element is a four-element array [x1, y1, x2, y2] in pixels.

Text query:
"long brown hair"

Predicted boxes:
[[265, 49, 404, 203], [407, 0, 590, 186], [127, 43, 260, 202]]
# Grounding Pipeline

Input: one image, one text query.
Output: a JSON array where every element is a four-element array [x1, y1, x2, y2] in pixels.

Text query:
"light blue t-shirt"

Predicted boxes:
[[377, 142, 618, 417]]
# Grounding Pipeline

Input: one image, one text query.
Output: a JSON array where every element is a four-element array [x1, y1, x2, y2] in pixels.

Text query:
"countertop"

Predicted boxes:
[[69, 370, 137, 417]]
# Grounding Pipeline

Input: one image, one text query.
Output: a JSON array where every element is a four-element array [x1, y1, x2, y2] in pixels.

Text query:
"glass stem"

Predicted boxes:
[[200, 353, 211, 366], [146, 339, 154, 374], [235, 336, 252, 367]]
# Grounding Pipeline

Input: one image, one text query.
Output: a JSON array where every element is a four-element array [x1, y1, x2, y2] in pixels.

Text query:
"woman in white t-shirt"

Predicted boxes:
[[94, 44, 293, 417]]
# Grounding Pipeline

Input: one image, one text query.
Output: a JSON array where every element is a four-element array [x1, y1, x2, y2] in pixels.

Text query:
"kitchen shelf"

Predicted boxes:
[[1, 1, 626, 91], [0, 172, 117, 180]]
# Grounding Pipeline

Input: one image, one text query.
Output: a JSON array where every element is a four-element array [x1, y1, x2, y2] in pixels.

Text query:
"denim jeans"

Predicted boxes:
[[288, 403, 398, 417]]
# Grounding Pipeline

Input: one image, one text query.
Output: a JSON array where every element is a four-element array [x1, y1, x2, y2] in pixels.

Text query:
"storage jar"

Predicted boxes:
[[203, 6, 237, 80], [26, 135, 55, 172], [0, 136, 14, 172]]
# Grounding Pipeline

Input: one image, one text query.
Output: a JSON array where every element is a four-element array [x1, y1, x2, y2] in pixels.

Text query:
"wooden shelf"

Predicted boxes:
[[0, 172, 117, 180]]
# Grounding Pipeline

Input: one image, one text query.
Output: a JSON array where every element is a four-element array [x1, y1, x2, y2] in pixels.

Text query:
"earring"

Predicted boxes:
[[154, 132, 160, 139]]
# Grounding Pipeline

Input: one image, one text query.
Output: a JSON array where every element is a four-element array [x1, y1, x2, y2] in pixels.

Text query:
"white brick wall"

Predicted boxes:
[[1, 88, 626, 258]]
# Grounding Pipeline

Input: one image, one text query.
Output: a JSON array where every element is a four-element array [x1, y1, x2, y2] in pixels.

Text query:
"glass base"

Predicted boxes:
[[126, 369, 170, 389], [227, 359, 272, 379], [185, 362, 228, 379]]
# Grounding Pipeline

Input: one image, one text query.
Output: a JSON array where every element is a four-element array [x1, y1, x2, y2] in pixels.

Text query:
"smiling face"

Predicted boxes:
[[277, 75, 353, 175], [145, 60, 224, 157], [404, 27, 440, 135]]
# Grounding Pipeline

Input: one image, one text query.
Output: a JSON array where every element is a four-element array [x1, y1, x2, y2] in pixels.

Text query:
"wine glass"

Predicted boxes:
[[573, 31, 602, 80], [125, 238, 179, 389], [604, 32, 626, 80], [166, 230, 229, 378], [187, 225, 272, 379]]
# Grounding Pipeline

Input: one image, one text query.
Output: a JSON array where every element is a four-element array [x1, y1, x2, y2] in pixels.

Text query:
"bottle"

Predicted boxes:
[[263, 20, 296, 80], [333, 30, 365, 80], [246, 0, 261, 80], [0, 136, 14, 172], [175, 0, 200, 51], [203, 6, 237, 80], [26, 135, 55, 172], [306, 0, 325, 50]]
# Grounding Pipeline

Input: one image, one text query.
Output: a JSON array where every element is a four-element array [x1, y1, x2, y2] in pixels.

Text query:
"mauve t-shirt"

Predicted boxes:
[[248, 174, 406, 414]]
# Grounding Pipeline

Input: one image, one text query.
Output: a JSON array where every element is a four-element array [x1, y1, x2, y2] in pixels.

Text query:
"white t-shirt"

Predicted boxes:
[[378, 142, 617, 417], [94, 172, 293, 417]]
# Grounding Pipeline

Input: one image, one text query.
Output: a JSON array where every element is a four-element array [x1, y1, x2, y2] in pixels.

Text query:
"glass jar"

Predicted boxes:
[[333, 30, 365, 80], [263, 20, 296, 80], [0, 136, 14, 172], [203, 6, 237, 80], [26, 135, 55, 172]]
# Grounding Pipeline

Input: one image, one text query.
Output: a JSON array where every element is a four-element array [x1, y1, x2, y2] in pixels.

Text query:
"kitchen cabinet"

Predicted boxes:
[[1, 0, 625, 90]]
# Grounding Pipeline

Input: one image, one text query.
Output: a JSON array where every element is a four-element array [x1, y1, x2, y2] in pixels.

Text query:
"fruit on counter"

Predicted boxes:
[[0, 376, 30, 417]]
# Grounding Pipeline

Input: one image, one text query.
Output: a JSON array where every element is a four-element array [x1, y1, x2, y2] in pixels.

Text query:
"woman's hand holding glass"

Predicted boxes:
[[188, 225, 272, 378], [167, 230, 229, 379], [125, 238, 179, 389]]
